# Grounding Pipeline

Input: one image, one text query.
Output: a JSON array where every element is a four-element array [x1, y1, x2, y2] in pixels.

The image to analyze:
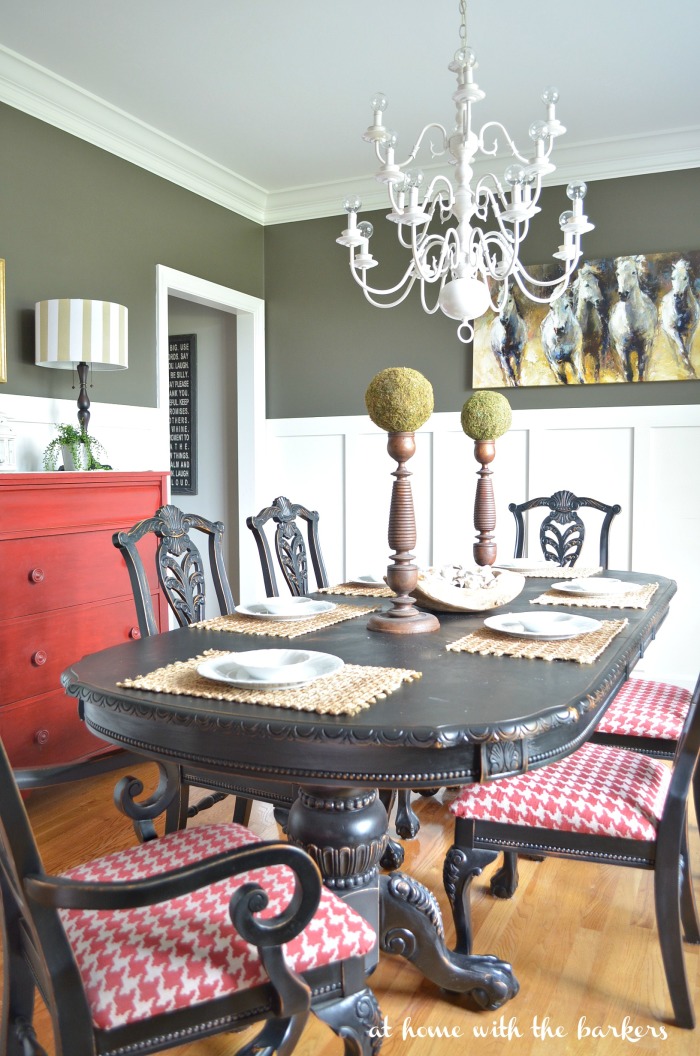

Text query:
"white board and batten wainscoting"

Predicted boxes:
[[262, 403, 700, 691], [2, 389, 698, 689]]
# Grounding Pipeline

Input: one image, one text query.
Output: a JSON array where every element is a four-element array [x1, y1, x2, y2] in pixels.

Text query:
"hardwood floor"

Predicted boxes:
[[6, 764, 700, 1055]]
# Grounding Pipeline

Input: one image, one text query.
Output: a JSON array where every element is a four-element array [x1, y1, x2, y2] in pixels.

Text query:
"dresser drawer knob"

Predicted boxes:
[[34, 728, 50, 746], [32, 650, 48, 666], [30, 567, 45, 583], [129, 626, 141, 640]]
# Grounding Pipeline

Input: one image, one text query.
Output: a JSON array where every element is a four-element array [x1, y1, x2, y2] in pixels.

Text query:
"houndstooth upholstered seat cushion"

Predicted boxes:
[[450, 741, 671, 840], [596, 678, 691, 739], [58, 821, 376, 1031]]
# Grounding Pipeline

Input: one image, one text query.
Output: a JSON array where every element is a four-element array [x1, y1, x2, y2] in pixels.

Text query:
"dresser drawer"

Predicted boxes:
[[2, 528, 160, 619], [0, 690, 107, 768], [1, 597, 144, 706], [0, 473, 169, 535]]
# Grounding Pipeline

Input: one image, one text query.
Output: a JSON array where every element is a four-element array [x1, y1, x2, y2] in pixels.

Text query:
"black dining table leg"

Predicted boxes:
[[287, 784, 519, 1008]]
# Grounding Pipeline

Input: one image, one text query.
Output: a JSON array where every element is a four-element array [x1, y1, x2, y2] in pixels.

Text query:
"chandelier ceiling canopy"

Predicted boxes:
[[337, 0, 594, 343]]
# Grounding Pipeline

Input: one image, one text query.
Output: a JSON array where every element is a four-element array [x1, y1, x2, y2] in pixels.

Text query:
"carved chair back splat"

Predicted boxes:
[[509, 489, 621, 568], [113, 503, 235, 635], [247, 496, 329, 597]]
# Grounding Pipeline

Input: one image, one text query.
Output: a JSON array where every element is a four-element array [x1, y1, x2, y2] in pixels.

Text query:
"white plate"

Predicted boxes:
[[550, 578, 638, 596], [237, 599, 336, 621], [197, 650, 344, 690], [484, 611, 601, 640], [349, 575, 385, 587], [493, 559, 555, 574]]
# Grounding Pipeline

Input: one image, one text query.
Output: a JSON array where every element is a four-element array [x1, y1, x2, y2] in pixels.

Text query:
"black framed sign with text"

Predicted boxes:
[[168, 334, 197, 494]]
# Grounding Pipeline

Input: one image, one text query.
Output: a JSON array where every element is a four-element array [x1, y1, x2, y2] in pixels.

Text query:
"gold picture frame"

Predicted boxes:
[[0, 260, 6, 383]]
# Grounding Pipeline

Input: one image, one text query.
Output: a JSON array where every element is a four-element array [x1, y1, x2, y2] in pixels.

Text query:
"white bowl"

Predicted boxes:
[[231, 649, 314, 681], [254, 598, 318, 617]]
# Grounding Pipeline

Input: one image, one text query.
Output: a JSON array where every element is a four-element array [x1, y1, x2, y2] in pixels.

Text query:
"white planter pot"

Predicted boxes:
[[61, 443, 88, 471]]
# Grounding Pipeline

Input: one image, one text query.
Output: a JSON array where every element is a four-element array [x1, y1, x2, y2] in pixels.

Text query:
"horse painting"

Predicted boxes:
[[573, 263, 609, 382], [660, 259, 699, 378], [609, 255, 657, 382], [489, 286, 527, 387], [472, 249, 700, 388], [540, 292, 583, 384]]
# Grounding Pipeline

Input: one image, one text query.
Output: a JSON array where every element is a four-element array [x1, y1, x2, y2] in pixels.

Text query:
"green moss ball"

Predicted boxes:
[[461, 390, 512, 440], [365, 367, 434, 432]]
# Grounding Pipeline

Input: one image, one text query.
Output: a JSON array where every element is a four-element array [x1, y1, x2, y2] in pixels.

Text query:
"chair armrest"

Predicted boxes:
[[25, 840, 321, 945]]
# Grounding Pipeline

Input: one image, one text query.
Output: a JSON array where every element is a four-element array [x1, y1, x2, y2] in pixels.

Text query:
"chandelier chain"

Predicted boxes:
[[459, 0, 467, 50]]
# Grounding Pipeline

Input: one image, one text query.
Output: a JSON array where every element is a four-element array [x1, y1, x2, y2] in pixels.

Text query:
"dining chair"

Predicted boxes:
[[508, 488, 699, 875], [509, 489, 621, 568], [113, 503, 298, 833], [0, 737, 380, 1056], [443, 672, 700, 1029], [246, 495, 329, 596]]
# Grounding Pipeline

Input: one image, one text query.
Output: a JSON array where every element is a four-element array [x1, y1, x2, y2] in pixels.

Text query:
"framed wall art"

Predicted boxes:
[[473, 249, 700, 388], [168, 333, 197, 494], [0, 260, 6, 384]]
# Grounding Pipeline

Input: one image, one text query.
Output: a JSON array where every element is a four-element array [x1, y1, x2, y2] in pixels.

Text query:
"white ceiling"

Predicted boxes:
[[1, 0, 699, 225]]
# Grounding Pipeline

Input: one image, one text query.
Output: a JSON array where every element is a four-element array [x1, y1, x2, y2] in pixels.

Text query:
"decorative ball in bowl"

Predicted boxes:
[[413, 564, 525, 613]]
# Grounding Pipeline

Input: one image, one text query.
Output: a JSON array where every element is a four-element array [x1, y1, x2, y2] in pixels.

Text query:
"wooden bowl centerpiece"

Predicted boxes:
[[414, 564, 525, 613]]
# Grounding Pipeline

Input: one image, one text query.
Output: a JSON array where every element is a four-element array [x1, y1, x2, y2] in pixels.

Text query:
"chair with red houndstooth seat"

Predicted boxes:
[[0, 734, 380, 1056], [442, 673, 700, 1029]]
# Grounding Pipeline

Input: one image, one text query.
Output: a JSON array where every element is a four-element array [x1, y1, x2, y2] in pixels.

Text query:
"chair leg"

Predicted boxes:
[[654, 842, 695, 1028], [443, 840, 498, 955], [394, 790, 420, 839], [233, 796, 254, 826], [313, 988, 382, 1056], [490, 851, 520, 899], [1, 888, 41, 1056], [680, 819, 700, 944]]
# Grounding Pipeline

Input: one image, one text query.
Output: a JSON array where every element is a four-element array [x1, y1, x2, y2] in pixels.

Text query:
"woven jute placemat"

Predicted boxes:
[[117, 650, 421, 716], [532, 582, 658, 610], [446, 618, 628, 664], [192, 604, 378, 639], [319, 582, 395, 598]]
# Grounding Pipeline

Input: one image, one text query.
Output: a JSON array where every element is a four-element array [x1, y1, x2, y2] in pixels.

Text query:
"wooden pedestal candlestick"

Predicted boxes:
[[473, 439, 497, 566], [367, 431, 439, 635]]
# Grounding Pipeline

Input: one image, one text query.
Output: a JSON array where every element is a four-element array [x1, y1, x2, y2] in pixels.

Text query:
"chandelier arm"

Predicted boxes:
[[403, 123, 450, 166], [413, 228, 460, 283], [477, 121, 528, 161], [350, 255, 420, 301]]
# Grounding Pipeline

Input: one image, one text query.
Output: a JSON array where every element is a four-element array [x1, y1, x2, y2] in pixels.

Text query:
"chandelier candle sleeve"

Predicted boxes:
[[337, 0, 594, 344]]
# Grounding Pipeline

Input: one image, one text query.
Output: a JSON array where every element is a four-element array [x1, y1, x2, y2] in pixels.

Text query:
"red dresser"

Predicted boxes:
[[0, 471, 169, 769]]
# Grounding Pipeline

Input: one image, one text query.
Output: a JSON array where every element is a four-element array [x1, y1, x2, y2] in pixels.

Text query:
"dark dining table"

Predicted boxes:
[[62, 569, 675, 1013]]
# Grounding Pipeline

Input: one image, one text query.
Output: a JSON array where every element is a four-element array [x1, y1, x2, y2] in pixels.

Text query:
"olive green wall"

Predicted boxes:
[[2, 100, 699, 418], [0, 102, 263, 408], [263, 168, 700, 417]]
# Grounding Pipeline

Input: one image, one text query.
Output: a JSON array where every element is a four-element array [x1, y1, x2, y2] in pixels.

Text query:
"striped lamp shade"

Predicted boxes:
[[35, 299, 128, 370]]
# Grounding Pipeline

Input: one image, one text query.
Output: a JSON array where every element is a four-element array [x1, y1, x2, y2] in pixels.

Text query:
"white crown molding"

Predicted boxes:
[[0, 45, 267, 224], [2, 45, 699, 228]]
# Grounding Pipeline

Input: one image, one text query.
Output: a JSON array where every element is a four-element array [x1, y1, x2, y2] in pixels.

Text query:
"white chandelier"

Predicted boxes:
[[337, 0, 594, 343]]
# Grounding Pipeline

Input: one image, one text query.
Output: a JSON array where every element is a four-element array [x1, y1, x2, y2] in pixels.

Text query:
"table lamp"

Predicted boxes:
[[35, 299, 128, 431]]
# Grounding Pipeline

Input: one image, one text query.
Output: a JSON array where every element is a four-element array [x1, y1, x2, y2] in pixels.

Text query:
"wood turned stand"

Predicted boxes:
[[473, 439, 497, 566], [367, 431, 439, 635]]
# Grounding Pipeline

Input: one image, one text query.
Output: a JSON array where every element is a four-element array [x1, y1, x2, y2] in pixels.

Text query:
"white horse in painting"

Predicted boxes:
[[660, 259, 699, 378], [572, 263, 608, 382], [540, 292, 583, 384], [609, 255, 657, 382], [489, 286, 527, 387]]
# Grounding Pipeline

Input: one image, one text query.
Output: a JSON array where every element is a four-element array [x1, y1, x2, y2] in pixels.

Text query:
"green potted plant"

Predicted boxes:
[[42, 423, 111, 471]]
